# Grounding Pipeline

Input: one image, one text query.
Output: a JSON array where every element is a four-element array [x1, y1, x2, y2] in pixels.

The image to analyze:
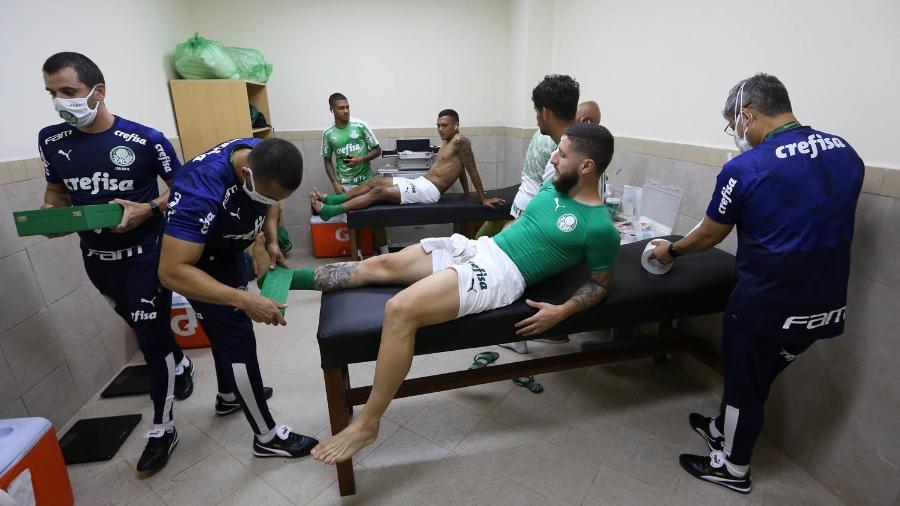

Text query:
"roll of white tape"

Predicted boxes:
[[641, 241, 673, 275]]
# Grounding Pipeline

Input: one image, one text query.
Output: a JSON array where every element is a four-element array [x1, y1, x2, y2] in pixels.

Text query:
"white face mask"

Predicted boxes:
[[242, 168, 280, 205], [732, 83, 753, 153], [53, 85, 100, 127]]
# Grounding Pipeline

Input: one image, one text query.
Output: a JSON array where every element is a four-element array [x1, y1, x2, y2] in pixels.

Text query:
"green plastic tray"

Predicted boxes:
[[14, 204, 124, 237], [260, 267, 292, 316]]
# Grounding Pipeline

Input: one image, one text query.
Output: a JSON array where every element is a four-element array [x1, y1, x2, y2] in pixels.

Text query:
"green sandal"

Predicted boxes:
[[513, 376, 544, 394], [469, 351, 500, 370]]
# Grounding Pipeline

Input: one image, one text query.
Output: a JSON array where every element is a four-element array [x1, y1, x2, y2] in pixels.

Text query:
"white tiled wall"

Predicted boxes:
[[0, 176, 137, 431]]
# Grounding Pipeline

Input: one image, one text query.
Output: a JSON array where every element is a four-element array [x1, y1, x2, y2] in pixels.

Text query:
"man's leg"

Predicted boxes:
[[312, 184, 401, 221], [190, 251, 317, 456], [312, 177, 394, 203], [85, 254, 185, 472], [312, 268, 461, 464]]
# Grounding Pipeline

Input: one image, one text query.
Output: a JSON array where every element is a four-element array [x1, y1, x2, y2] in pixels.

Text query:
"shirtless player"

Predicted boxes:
[[310, 109, 504, 220]]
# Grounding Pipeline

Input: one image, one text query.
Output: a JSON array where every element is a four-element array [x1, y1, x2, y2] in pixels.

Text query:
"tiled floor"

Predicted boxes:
[[61, 256, 844, 505]]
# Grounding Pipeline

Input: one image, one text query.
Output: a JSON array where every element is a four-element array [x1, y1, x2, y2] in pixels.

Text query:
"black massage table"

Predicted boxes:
[[344, 185, 519, 254], [316, 236, 736, 496]]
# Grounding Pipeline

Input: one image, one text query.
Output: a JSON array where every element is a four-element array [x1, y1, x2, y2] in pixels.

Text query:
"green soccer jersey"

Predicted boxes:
[[321, 118, 380, 185], [494, 179, 620, 286]]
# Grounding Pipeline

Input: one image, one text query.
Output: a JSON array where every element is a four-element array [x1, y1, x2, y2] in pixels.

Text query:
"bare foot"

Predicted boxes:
[[311, 419, 378, 465], [310, 197, 325, 215], [311, 187, 328, 201]]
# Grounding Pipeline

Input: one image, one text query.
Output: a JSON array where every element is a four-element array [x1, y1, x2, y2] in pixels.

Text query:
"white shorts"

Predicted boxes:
[[420, 234, 526, 318], [394, 176, 441, 205]]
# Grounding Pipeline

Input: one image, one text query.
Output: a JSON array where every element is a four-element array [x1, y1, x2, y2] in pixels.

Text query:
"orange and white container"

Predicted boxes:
[[0, 417, 73, 506], [310, 215, 373, 258], [170, 292, 210, 349]]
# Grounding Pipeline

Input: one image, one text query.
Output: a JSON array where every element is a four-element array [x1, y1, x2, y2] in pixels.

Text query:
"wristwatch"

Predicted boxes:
[[668, 242, 681, 258], [148, 201, 161, 216]]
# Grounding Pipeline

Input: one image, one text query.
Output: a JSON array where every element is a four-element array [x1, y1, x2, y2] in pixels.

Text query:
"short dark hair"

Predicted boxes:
[[723, 73, 793, 119], [532, 74, 579, 120], [328, 93, 348, 107], [42, 52, 105, 88], [249, 138, 303, 190], [437, 109, 459, 123], [562, 123, 614, 175]]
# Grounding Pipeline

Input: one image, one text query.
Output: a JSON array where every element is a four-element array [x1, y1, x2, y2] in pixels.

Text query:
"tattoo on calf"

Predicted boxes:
[[314, 262, 359, 291]]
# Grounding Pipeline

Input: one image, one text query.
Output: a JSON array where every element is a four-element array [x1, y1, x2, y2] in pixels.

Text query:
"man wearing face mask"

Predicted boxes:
[[649, 74, 864, 494], [158, 137, 319, 458], [39, 52, 194, 473]]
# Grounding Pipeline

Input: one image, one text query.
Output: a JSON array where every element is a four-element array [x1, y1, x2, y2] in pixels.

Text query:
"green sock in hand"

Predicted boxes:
[[318, 204, 346, 221], [324, 193, 348, 205], [290, 268, 316, 290]]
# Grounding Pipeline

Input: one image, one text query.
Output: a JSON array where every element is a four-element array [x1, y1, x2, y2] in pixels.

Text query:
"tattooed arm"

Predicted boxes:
[[457, 136, 503, 208], [514, 269, 612, 336], [314, 262, 361, 291]]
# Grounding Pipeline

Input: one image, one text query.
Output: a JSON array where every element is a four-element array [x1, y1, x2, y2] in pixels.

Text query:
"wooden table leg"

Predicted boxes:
[[349, 229, 360, 260], [323, 367, 356, 496]]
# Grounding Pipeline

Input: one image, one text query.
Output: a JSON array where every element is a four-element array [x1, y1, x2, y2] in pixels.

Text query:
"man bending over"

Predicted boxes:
[[310, 109, 504, 220], [276, 123, 619, 464]]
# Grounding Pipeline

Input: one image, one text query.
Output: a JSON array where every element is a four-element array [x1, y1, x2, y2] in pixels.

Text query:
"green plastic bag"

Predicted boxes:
[[174, 33, 240, 80], [225, 47, 273, 83]]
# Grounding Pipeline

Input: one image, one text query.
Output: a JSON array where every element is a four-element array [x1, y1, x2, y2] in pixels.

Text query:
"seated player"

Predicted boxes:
[[310, 109, 504, 220], [275, 123, 619, 464]]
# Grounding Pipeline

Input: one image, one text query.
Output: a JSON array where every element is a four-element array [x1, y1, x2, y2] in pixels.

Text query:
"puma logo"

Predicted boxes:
[[140, 297, 157, 307], [58, 149, 72, 161], [229, 208, 241, 220], [554, 197, 565, 212]]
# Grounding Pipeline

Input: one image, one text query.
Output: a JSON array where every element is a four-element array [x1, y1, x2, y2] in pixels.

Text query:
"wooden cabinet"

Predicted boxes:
[[168, 79, 273, 160]]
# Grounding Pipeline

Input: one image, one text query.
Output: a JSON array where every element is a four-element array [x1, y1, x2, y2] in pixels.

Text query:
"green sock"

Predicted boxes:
[[324, 193, 348, 205], [290, 268, 316, 290], [318, 204, 345, 221]]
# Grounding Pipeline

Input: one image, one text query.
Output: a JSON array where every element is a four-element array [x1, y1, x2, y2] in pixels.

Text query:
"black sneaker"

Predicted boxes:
[[174, 358, 194, 400], [689, 412, 724, 452], [679, 453, 752, 494], [136, 427, 178, 472], [215, 387, 274, 416], [253, 425, 318, 458]]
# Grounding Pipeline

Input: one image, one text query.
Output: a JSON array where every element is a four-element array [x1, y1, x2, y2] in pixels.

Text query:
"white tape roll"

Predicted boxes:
[[641, 241, 673, 275]]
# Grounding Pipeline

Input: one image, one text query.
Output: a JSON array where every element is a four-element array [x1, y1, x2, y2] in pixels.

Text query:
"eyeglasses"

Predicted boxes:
[[723, 102, 753, 137]]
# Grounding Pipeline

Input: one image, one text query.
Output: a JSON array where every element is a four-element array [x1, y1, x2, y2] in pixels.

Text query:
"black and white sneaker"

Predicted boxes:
[[689, 412, 724, 452], [253, 425, 318, 458], [173, 358, 194, 400], [679, 453, 752, 494], [215, 387, 274, 416], [136, 427, 178, 472]]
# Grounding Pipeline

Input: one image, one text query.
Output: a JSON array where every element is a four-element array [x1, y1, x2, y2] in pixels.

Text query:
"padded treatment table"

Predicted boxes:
[[316, 236, 735, 496], [344, 184, 518, 253]]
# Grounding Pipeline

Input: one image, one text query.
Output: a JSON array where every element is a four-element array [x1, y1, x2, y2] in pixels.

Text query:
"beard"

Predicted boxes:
[[552, 169, 578, 193]]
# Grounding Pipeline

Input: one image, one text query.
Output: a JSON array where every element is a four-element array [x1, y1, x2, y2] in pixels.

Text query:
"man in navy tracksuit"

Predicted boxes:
[[39, 52, 193, 472], [159, 137, 318, 458], [651, 73, 864, 493]]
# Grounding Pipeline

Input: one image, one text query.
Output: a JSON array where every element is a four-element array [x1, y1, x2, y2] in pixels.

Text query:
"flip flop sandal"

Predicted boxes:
[[469, 351, 500, 370], [513, 376, 544, 394]]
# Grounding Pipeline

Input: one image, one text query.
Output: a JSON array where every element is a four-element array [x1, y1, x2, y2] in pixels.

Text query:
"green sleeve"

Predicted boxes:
[[585, 217, 620, 271]]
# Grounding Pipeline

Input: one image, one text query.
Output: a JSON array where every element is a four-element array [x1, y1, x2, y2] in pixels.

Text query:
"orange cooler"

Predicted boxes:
[[310, 215, 373, 258], [170, 292, 210, 348], [0, 417, 73, 506]]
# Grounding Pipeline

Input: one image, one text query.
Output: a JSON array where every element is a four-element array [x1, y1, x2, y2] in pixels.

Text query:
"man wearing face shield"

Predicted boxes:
[[649, 74, 864, 493], [158, 137, 319, 459], [39, 52, 193, 473]]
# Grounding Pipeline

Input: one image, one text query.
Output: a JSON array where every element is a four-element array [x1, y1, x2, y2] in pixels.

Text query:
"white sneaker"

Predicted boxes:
[[499, 341, 528, 354]]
